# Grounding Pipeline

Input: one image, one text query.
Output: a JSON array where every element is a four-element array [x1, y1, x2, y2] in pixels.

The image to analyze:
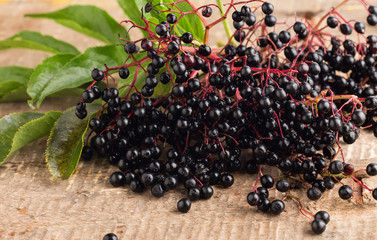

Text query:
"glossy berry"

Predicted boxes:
[[166, 13, 177, 24], [201, 185, 214, 199], [262, 2, 274, 15], [276, 179, 290, 192], [177, 198, 191, 213], [329, 160, 344, 174], [338, 185, 353, 200], [314, 211, 330, 224], [270, 199, 285, 214], [247, 192, 260, 206], [260, 174, 274, 188], [327, 16, 338, 28], [307, 187, 322, 200], [109, 172, 126, 187], [151, 183, 165, 198], [103, 233, 118, 240], [198, 44, 211, 56], [181, 32, 193, 44], [220, 173, 234, 188], [366, 163, 377, 176], [91, 68, 104, 81], [202, 6, 212, 17], [311, 220, 326, 234], [373, 188, 377, 200]]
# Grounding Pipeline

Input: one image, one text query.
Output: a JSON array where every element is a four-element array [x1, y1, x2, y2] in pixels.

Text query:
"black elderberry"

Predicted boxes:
[[367, 14, 377, 26], [247, 192, 260, 206], [260, 174, 274, 188], [373, 188, 377, 200], [81, 146, 93, 161], [202, 6, 212, 18], [276, 179, 290, 192], [311, 220, 326, 234], [177, 198, 191, 213], [338, 185, 353, 199], [91, 68, 104, 81], [166, 13, 177, 24], [270, 199, 285, 214], [366, 163, 377, 176], [262, 2, 274, 15], [109, 171, 126, 187], [82, 89, 95, 103], [315, 211, 330, 224], [151, 183, 165, 198], [257, 198, 270, 212], [103, 233, 118, 240], [220, 173, 234, 188], [307, 187, 322, 200], [181, 32, 193, 44], [264, 15, 276, 27], [340, 23, 352, 35], [201, 185, 214, 199], [327, 16, 338, 28], [155, 24, 168, 36]]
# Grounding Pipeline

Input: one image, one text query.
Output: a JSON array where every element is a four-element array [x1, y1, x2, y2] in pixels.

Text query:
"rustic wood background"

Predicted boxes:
[[1, 0, 377, 239]]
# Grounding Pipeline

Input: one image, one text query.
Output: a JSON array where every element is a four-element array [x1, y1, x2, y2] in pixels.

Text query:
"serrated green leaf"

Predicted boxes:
[[0, 66, 33, 98], [27, 53, 76, 108], [117, 0, 148, 37], [46, 104, 100, 179], [26, 5, 126, 44], [0, 31, 80, 54], [0, 112, 44, 166], [2, 111, 63, 164], [33, 45, 125, 108]]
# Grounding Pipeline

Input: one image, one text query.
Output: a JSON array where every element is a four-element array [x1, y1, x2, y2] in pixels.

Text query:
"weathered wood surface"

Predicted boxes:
[[1, 1, 377, 239]]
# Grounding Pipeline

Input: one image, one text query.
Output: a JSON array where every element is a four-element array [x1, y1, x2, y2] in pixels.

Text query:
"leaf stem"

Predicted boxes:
[[216, 0, 236, 45]]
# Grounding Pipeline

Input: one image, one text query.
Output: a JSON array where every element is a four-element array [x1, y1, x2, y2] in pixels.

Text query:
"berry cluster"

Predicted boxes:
[[76, 0, 377, 235]]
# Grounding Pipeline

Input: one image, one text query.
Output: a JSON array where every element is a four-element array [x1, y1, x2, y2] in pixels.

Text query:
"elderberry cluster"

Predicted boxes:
[[75, 0, 377, 235]]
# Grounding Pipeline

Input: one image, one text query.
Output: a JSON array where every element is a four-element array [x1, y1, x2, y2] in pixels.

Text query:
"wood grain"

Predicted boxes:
[[1, 1, 377, 239]]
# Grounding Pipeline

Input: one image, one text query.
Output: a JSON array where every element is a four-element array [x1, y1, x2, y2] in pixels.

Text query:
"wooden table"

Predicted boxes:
[[1, 1, 377, 239]]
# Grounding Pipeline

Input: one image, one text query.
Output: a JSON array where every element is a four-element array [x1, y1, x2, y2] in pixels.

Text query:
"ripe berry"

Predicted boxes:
[[260, 174, 274, 188], [177, 198, 191, 213], [293, 21, 306, 34], [367, 14, 377, 26], [91, 68, 104, 81], [220, 173, 234, 188], [270, 199, 285, 214], [366, 163, 377, 176], [103, 233, 118, 240], [201, 185, 214, 199], [109, 171, 126, 187], [338, 185, 353, 200], [314, 211, 330, 224], [181, 32, 193, 43], [373, 188, 377, 200], [311, 220, 326, 234], [82, 89, 95, 103], [276, 179, 290, 192], [81, 146, 93, 161], [262, 2, 274, 15], [247, 192, 260, 206], [354, 22, 365, 34], [151, 183, 165, 198], [340, 23, 352, 35], [155, 24, 168, 36], [329, 160, 344, 174], [124, 42, 137, 54], [202, 6, 212, 17], [327, 16, 338, 28], [264, 14, 276, 27], [141, 39, 153, 51], [166, 13, 177, 24], [307, 187, 322, 200], [198, 44, 212, 56]]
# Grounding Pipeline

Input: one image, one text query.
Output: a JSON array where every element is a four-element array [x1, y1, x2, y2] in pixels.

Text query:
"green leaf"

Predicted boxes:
[[0, 112, 44, 166], [32, 45, 125, 108], [0, 66, 33, 97], [27, 53, 76, 108], [46, 104, 100, 179], [26, 5, 127, 44], [0, 31, 80, 54], [151, 0, 204, 42], [1, 111, 63, 164], [117, 0, 148, 37], [117, 0, 204, 41]]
